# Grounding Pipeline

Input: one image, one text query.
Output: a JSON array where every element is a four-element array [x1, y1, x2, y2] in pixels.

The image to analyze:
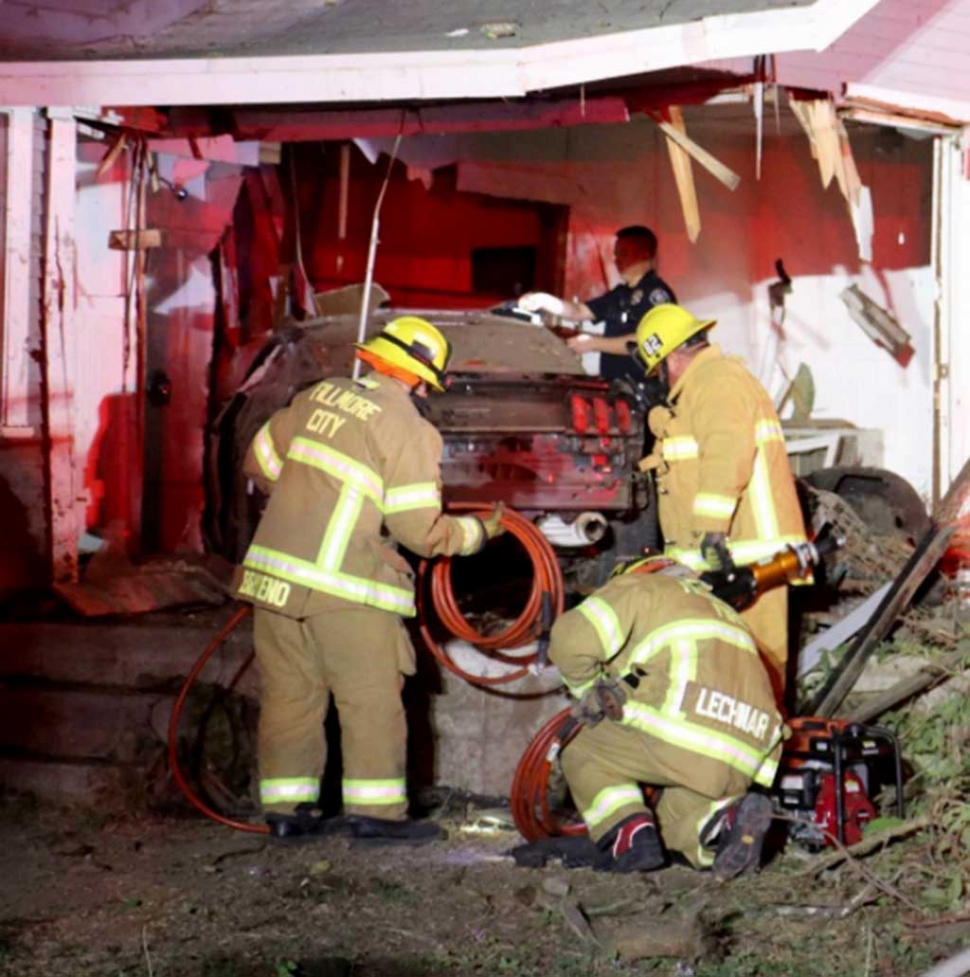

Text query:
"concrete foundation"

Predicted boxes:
[[0, 610, 566, 807]]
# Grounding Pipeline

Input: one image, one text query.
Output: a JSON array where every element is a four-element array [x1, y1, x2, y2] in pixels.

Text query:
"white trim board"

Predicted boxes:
[[0, 0, 879, 108]]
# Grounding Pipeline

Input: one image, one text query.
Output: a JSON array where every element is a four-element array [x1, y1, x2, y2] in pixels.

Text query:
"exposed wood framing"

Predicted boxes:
[[2, 109, 36, 431], [662, 107, 702, 243], [655, 112, 741, 192], [41, 113, 79, 584]]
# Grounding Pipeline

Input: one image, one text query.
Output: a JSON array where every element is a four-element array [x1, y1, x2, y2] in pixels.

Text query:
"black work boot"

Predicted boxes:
[[599, 813, 666, 873], [348, 815, 445, 846], [711, 792, 773, 881], [265, 804, 350, 842]]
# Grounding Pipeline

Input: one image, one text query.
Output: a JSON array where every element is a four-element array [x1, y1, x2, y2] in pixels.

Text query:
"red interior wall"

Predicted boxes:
[[301, 144, 560, 308]]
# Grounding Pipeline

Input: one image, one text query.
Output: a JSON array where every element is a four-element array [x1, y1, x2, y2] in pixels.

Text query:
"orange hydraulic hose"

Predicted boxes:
[[416, 505, 565, 688], [510, 708, 588, 842], [166, 604, 267, 834]]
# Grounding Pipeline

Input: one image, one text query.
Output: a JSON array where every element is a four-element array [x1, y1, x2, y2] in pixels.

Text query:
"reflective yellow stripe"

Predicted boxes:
[[355, 377, 380, 390], [666, 535, 808, 571], [254, 423, 283, 482], [582, 784, 644, 831], [693, 492, 736, 520], [260, 777, 319, 804], [629, 619, 755, 668], [755, 418, 785, 444], [243, 545, 415, 615], [342, 778, 407, 806], [621, 702, 770, 779], [287, 437, 383, 503], [318, 487, 364, 571], [577, 596, 625, 660], [662, 436, 699, 461], [384, 481, 441, 514], [457, 516, 484, 555], [749, 450, 780, 540], [661, 637, 697, 718]]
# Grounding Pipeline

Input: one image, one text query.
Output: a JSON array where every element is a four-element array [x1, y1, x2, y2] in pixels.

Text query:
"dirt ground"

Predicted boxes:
[[0, 793, 963, 977]]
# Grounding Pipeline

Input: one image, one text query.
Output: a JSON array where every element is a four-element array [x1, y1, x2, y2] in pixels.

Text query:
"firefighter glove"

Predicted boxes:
[[518, 292, 566, 316], [480, 503, 506, 540], [701, 532, 734, 573], [571, 686, 607, 727]]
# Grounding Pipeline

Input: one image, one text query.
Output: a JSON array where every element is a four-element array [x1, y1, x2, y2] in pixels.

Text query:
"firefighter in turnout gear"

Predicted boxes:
[[233, 316, 504, 842], [549, 559, 782, 877], [633, 304, 807, 701]]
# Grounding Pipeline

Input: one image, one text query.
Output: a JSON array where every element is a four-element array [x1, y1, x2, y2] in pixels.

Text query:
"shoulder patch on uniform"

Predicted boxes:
[[649, 288, 672, 306]]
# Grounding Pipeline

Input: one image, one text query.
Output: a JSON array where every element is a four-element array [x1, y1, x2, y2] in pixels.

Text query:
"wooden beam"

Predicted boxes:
[[662, 107, 702, 243], [654, 114, 741, 192], [1, 109, 36, 430], [41, 113, 80, 584]]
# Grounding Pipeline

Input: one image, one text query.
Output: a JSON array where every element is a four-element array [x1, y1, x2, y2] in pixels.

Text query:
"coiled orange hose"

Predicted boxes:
[[509, 708, 588, 841], [167, 604, 268, 834], [416, 505, 565, 687]]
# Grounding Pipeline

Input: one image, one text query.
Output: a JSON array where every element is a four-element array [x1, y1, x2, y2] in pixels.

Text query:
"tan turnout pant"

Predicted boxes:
[[740, 587, 788, 705], [560, 717, 754, 868], [253, 605, 416, 819]]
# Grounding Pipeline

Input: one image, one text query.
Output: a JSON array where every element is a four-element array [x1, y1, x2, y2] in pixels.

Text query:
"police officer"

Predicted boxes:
[[632, 304, 808, 701], [519, 225, 675, 383], [549, 558, 781, 877], [234, 316, 504, 841]]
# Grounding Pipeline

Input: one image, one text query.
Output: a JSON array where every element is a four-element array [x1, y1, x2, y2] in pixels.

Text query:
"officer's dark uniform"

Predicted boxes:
[[586, 270, 675, 382]]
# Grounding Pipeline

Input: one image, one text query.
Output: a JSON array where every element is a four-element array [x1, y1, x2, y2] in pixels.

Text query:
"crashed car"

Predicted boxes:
[[205, 309, 657, 594], [205, 308, 929, 596]]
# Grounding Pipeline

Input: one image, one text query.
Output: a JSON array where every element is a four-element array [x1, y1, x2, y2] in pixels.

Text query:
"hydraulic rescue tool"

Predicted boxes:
[[511, 534, 849, 842]]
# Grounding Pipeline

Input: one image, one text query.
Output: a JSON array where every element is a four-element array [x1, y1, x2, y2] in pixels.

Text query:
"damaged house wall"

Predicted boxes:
[[443, 115, 934, 498]]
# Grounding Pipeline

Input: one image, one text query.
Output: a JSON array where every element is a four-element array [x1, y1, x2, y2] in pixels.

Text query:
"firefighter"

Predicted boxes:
[[233, 316, 504, 842], [632, 303, 807, 700], [549, 559, 782, 877]]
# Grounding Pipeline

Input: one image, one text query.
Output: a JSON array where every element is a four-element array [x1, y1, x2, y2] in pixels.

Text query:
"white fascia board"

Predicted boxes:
[[844, 83, 970, 128], [0, 0, 878, 109]]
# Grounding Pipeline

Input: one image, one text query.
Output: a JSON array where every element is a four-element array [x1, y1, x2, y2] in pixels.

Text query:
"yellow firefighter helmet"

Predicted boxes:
[[356, 316, 453, 392], [633, 303, 716, 375]]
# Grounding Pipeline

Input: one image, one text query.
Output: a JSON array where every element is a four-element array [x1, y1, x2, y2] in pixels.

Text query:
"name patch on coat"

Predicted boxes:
[[689, 683, 771, 741], [237, 569, 292, 608]]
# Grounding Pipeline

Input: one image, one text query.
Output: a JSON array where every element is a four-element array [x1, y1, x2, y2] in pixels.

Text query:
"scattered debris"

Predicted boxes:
[[841, 284, 916, 367]]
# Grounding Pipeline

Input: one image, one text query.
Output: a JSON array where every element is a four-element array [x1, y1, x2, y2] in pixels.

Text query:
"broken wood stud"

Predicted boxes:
[[655, 115, 741, 192], [663, 106, 702, 243]]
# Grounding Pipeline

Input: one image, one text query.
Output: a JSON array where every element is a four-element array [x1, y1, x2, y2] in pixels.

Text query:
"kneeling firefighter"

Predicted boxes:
[[548, 559, 782, 877], [233, 316, 504, 841]]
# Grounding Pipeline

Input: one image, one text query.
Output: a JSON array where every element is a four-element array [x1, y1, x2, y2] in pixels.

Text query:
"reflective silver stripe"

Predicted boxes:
[[755, 419, 785, 444], [244, 545, 415, 614], [287, 437, 383, 503], [582, 784, 644, 830], [662, 436, 699, 461], [384, 482, 441, 514], [695, 796, 736, 866], [254, 423, 283, 481], [260, 777, 319, 804], [661, 637, 697, 718], [318, 487, 364, 571], [457, 516, 484, 555], [666, 535, 808, 571], [693, 492, 736, 520], [621, 702, 768, 778], [577, 596, 624, 659], [749, 450, 780, 540], [342, 778, 407, 806], [629, 620, 755, 668]]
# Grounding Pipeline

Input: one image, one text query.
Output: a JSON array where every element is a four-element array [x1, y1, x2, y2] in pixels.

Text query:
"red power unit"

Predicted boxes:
[[775, 717, 904, 850]]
